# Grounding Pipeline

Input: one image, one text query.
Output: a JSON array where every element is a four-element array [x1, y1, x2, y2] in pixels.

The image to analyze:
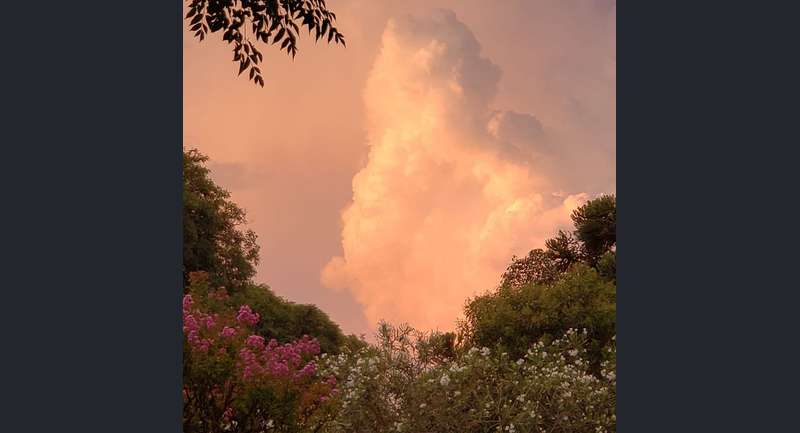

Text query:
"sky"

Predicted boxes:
[[184, 0, 615, 337]]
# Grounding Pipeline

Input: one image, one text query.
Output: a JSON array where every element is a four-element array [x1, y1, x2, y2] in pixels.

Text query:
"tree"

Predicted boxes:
[[499, 249, 559, 289], [544, 230, 584, 272], [230, 282, 352, 354], [182, 272, 336, 432], [596, 250, 616, 283], [461, 264, 616, 370], [184, 150, 357, 354], [571, 194, 616, 263], [499, 195, 617, 288], [184, 149, 259, 292], [185, 0, 346, 87]]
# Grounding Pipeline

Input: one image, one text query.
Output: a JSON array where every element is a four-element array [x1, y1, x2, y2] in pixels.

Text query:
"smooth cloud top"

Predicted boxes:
[[322, 10, 600, 331]]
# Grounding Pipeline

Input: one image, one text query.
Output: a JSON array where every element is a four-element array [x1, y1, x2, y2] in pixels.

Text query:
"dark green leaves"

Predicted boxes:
[[272, 28, 285, 44], [238, 58, 249, 76], [185, 0, 346, 88], [571, 195, 616, 263], [183, 149, 260, 292]]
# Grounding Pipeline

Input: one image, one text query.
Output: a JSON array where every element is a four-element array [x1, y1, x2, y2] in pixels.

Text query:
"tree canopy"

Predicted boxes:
[[184, 149, 260, 292], [230, 281, 352, 354], [460, 195, 617, 368], [499, 194, 617, 289], [185, 0, 346, 87], [184, 150, 358, 354], [572, 194, 616, 264], [461, 264, 615, 369]]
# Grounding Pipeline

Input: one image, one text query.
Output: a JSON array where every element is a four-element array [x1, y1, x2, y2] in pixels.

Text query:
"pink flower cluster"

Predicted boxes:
[[238, 335, 321, 382], [246, 334, 265, 349], [183, 293, 331, 399], [182, 294, 220, 353], [236, 305, 260, 326], [182, 294, 194, 312], [319, 376, 338, 402]]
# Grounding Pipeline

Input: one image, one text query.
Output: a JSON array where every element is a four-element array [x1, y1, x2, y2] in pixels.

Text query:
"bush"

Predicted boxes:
[[182, 273, 336, 433], [309, 324, 616, 433]]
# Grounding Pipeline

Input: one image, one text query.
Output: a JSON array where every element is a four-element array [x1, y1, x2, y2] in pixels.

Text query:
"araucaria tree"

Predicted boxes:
[[460, 195, 617, 368]]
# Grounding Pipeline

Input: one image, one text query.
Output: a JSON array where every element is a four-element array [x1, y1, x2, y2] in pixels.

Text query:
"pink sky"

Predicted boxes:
[[184, 0, 615, 337]]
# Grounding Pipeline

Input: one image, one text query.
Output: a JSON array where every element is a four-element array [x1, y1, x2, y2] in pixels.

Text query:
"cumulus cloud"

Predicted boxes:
[[322, 10, 603, 331]]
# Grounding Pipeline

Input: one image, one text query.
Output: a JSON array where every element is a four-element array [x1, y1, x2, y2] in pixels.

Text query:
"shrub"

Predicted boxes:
[[182, 273, 336, 433], [309, 324, 616, 433]]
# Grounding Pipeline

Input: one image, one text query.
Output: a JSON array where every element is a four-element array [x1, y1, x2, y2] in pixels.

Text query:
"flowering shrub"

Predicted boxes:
[[308, 325, 616, 433], [182, 273, 336, 433], [184, 274, 616, 433]]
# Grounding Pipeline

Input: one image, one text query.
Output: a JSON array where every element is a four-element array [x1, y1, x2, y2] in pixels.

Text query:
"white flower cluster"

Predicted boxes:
[[308, 329, 615, 433]]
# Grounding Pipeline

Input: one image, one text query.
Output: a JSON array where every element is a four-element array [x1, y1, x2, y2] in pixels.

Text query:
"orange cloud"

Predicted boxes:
[[322, 10, 596, 332]]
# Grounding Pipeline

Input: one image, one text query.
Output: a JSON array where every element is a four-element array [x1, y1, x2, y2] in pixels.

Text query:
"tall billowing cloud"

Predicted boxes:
[[322, 9, 603, 331]]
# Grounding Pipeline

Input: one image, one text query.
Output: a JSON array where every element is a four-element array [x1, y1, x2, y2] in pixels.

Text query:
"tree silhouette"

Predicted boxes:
[[186, 0, 346, 87]]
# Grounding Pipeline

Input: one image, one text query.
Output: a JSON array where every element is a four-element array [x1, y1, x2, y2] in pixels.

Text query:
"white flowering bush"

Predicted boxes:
[[306, 325, 616, 433]]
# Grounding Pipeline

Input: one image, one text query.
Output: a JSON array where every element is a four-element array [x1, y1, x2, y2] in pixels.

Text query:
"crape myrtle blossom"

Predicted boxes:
[[239, 335, 322, 381], [236, 304, 260, 326], [182, 277, 339, 432], [219, 326, 236, 338], [183, 293, 330, 386]]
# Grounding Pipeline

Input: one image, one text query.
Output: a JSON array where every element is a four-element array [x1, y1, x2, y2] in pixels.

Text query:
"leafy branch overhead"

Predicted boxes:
[[186, 0, 346, 87]]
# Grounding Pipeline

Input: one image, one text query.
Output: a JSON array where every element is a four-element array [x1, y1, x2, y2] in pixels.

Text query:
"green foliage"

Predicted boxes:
[[184, 149, 259, 292], [596, 250, 616, 283], [184, 149, 354, 356], [462, 264, 616, 369], [231, 283, 350, 354], [499, 194, 617, 289], [571, 194, 616, 263], [182, 273, 334, 433], [544, 230, 584, 272], [185, 0, 346, 87], [500, 248, 560, 289], [310, 324, 616, 433]]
